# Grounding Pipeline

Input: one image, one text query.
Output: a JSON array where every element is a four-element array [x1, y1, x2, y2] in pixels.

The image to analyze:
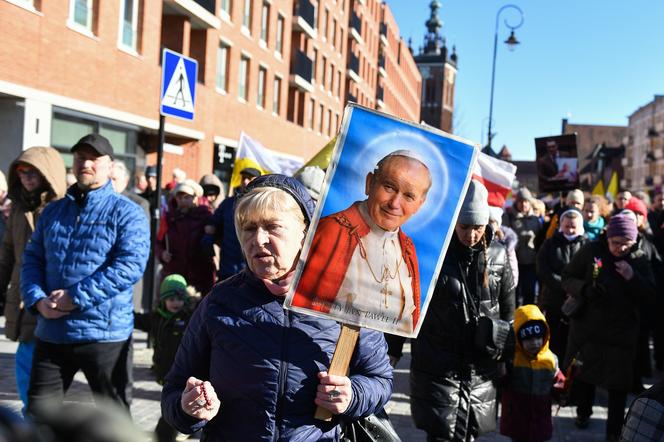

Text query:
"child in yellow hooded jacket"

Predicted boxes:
[[500, 304, 565, 442]]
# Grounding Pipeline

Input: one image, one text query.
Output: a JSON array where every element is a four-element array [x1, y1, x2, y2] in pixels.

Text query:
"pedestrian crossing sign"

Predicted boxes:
[[160, 49, 198, 121]]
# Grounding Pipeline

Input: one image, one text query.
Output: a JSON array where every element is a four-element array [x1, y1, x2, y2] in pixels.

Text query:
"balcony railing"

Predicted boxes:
[[350, 12, 361, 35], [293, 0, 316, 34], [347, 53, 361, 84], [162, 0, 221, 29], [380, 22, 387, 36], [348, 53, 360, 75], [194, 0, 215, 14], [289, 49, 314, 92]]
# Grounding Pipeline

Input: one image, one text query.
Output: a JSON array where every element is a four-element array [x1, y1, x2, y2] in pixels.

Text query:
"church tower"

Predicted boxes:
[[414, 1, 457, 133]]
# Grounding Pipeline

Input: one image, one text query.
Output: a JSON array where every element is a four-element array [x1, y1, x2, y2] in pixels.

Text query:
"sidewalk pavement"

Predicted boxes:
[[0, 316, 656, 441]]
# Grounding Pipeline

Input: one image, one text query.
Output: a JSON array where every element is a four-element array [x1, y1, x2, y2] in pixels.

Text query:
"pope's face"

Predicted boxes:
[[365, 157, 429, 231]]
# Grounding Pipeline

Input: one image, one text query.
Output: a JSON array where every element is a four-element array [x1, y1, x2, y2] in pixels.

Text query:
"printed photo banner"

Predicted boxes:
[[284, 104, 479, 338], [534, 133, 579, 193]]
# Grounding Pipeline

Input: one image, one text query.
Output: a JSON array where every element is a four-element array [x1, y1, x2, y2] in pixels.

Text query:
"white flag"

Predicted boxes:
[[230, 132, 304, 189]]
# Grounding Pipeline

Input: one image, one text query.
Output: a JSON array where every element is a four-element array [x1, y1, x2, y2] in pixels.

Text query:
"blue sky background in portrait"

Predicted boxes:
[[319, 106, 476, 305], [388, 0, 664, 160]]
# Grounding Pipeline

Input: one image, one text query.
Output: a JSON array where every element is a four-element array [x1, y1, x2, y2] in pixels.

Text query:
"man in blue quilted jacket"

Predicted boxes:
[[21, 133, 150, 418]]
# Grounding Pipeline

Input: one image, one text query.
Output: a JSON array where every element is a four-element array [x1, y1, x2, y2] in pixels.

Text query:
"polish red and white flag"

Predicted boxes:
[[472, 152, 517, 208]]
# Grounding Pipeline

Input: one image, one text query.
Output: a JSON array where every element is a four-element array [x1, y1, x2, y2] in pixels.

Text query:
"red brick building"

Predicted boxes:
[[0, 0, 421, 189]]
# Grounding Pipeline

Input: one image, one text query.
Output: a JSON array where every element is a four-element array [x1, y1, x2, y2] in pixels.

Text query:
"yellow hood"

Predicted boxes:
[[513, 304, 555, 367]]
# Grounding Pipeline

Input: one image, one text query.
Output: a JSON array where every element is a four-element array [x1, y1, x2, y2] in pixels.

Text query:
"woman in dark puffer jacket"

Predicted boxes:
[[388, 181, 515, 441], [161, 175, 392, 441], [536, 208, 587, 359], [562, 214, 655, 441]]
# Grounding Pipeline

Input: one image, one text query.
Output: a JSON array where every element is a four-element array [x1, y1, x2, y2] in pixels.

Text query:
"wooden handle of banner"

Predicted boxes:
[[314, 324, 361, 421]]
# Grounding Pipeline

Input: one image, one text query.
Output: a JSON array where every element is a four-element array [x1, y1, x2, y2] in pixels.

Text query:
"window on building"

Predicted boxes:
[[321, 56, 327, 88], [308, 98, 315, 129], [257, 67, 266, 108], [329, 63, 334, 91], [425, 78, 436, 106], [239, 56, 250, 101], [220, 0, 231, 17], [51, 112, 139, 172], [334, 113, 339, 132], [118, 0, 140, 51], [327, 109, 332, 135], [275, 15, 284, 56], [331, 18, 337, 48], [273, 76, 282, 114], [336, 70, 341, 97], [312, 48, 318, 83], [260, 2, 269, 44], [69, 0, 95, 33], [216, 43, 229, 92], [242, 0, 252, 32], [52, 116, 95, 167], [318, 104, 324, 133], [321, 8, 328, 39], [339, 28, 344, 52]]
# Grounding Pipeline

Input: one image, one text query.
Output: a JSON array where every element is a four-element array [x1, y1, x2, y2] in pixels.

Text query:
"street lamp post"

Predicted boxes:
[[486, 4, 524, 154]]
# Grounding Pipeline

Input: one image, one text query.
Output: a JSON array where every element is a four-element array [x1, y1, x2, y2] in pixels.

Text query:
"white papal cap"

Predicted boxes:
[[376, 149, 429, 171]]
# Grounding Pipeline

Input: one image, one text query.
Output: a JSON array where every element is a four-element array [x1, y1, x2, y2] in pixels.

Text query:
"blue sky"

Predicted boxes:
[[388, 0, 664, 160]]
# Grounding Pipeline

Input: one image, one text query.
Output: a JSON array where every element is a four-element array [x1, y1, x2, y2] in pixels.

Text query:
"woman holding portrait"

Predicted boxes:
[[160, 175, 393, 441]]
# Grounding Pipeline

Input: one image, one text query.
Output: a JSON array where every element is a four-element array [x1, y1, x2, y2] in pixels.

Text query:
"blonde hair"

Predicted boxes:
[[234, 187, 306, 239], [531, 199, 546, 217]]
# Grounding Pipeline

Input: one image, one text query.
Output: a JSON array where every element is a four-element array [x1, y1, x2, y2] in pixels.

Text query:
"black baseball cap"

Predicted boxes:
[[145, 165, 157, 177], [71, 134, 114, 159], [240, 167, 261, 178]]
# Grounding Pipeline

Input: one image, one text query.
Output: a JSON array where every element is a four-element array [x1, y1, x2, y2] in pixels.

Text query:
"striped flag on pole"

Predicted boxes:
[[472, 152, 517, 208]]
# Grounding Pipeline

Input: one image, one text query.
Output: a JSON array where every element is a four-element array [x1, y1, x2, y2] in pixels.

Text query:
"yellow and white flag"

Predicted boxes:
[[230, 132, 303, 190], [591, 179, 605, 196], [606, 171, 619, 199]]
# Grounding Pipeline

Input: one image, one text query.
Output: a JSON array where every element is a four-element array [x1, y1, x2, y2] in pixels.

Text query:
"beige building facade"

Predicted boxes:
[[623, 95, 664, 193]]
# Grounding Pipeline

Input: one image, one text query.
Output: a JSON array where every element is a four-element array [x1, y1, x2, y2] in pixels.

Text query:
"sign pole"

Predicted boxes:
[[314, 324, 361, 421], [153, 114, 166, 297], [148, 49, 196, 347], [146, 115, 166, 349]]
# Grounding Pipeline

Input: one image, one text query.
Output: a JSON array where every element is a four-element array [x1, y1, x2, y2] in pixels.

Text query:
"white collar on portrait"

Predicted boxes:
[[358, 201, 400, 239]]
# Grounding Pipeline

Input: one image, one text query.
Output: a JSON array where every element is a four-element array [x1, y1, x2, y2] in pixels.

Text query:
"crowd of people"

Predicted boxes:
[[1, 134, 664, 442]]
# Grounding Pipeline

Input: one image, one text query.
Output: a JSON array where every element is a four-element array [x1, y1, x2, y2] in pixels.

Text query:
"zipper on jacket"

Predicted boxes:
[[273, 309, 291, 442]]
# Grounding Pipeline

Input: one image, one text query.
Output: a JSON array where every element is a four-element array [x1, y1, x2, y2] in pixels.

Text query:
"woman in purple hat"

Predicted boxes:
[[561, 214, 656, 441]]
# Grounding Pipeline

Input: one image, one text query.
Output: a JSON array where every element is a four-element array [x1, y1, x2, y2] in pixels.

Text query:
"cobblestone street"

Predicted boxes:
[[0, 317, 654, 441]]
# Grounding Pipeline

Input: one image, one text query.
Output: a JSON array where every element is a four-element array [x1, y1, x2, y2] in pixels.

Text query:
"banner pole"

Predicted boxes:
[[314, 324, 361, 421]]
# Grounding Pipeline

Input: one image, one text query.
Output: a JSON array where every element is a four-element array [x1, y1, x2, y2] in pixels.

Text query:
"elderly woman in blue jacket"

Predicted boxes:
[[161, 175, 393, 441]]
